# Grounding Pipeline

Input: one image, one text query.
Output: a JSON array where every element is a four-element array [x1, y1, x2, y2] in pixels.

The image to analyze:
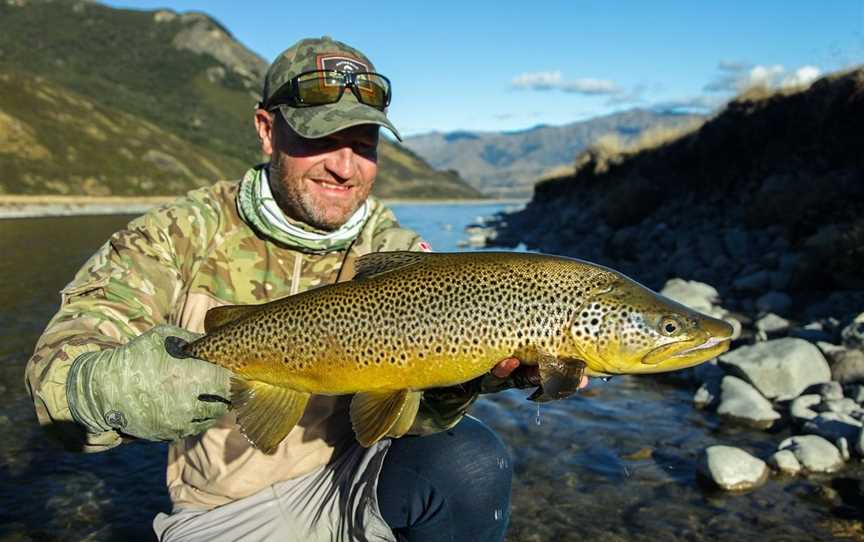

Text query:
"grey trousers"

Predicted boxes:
[[153, 440, 396, 542]]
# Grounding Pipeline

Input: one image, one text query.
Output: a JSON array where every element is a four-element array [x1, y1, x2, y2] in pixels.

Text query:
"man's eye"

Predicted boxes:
[[355, 142, 377, 155]]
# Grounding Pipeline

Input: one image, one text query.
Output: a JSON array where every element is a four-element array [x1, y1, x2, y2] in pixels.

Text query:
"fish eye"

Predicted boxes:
[[659, 316, 683, 337]]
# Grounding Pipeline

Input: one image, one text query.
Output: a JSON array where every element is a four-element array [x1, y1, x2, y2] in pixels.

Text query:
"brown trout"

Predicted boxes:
[[175, 251, 734, 453]]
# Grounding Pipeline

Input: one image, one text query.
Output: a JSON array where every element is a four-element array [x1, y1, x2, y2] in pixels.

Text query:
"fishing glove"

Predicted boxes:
[[410, 366, 540, 435], [66, 324, 232, 441]]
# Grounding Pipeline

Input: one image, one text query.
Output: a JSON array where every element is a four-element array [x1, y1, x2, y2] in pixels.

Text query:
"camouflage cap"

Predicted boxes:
[[262, 36, 401, 141]]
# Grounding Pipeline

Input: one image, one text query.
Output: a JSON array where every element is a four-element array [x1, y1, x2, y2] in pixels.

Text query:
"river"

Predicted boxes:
[[0, 204, 858, 541]]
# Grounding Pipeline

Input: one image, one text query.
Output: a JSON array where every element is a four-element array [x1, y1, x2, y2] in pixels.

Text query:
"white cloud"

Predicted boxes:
[[781, 65, 821, 87], [561, 78, 621, 95], [704, 62, 822, 92], [512, 71, 621, 96], [511, 71, 563, 90]]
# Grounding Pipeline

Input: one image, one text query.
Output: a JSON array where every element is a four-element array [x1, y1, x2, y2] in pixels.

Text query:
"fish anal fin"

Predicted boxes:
[[386, 391, 422, 438], [353, 251, 431, 280], [350, 389, 415, 447], [230, 377, 310, 454], [528, 356, 587, 403], [204, 305, 262, 333]]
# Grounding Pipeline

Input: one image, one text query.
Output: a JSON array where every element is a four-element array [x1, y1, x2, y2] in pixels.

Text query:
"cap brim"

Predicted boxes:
[[277, 94, 402, 142]]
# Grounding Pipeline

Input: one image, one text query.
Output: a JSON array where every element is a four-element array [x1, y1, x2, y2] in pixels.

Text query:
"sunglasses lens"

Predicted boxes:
[[272, 71, 391, 110], [354, 73, 391, 109], [295, 70, 343, 105]]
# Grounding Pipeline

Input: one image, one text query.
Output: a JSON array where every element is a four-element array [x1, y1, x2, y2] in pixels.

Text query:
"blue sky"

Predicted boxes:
[[102, 0, 864, 136]]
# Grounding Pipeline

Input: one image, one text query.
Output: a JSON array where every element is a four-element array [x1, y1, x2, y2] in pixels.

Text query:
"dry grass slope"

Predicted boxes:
[[0, 0, 480, 199]]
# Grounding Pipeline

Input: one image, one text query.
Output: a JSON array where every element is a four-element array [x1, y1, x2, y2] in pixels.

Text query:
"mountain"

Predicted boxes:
[[404, 109, 704, 197], [0, 0, 481, 199]]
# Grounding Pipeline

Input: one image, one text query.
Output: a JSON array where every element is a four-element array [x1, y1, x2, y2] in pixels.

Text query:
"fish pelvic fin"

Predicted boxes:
[[350, 390, 421, 447], [528, 357, 587, 403], [204, 304, 263, 332], [352, 251, 431, 280], [386, 391, 422, 438], [230, 377, 310, 454]]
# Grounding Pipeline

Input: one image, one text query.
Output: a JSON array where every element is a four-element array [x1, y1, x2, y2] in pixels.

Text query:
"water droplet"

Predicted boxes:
[[493, 508, 503, 521], [535, 403, 542, 426], [600, 376, 613, 383]]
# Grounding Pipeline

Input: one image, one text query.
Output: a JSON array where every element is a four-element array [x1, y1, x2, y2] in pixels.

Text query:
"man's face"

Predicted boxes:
[[263, 114, 379, 231]]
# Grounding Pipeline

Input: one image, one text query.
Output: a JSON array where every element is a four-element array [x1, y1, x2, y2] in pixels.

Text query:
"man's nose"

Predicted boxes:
[[324, 146, 355, 180]]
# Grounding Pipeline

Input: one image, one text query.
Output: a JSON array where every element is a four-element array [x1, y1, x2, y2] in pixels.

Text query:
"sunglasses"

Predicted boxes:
[[264, 70, 392, 111]]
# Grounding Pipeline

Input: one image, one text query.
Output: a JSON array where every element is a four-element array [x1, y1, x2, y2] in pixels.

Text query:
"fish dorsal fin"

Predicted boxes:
[[352, 251, 431, 280], [350, 389, 421, 447], [204, 304, 262, 332], [230, 377, 310, 454]]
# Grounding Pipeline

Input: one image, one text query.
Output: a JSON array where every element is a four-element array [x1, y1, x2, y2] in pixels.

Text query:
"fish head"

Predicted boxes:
[[566, 273, 734, 376]]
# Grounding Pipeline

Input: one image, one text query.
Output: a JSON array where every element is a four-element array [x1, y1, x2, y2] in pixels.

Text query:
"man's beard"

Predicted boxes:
[[269, 157, 356, 232]]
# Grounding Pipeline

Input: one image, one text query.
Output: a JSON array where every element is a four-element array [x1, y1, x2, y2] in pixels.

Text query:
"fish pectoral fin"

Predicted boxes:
[[230, 377, 310, 454], [350, 389, 419, 447], [204, 304, 263, 332], [528, 357, 587, 403], [352, 251, 431, 280]]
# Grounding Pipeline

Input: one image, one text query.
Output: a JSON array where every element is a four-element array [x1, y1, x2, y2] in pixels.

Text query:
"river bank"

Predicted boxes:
[[0, 195, 175, 218]]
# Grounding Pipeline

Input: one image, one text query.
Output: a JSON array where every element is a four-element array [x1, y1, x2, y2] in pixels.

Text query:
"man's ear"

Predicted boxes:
[[254, 109, 275, 156]]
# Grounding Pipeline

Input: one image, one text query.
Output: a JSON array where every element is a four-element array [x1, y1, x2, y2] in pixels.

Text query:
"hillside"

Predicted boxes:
[[404, 109, 703, 197], [0, 0, 480, 199], [490, 68, 864, 321]]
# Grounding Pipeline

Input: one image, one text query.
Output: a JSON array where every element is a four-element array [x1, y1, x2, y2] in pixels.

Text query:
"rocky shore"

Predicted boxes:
[[478, 68, 864, 494]]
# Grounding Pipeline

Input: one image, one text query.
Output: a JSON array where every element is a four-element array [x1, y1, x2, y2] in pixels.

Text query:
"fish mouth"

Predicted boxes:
[[640, 336, 731, 370], [671, 336, 731, 359]]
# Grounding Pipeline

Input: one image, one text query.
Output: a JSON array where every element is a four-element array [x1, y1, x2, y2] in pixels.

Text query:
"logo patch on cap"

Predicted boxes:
[[316, 54, 375, 94], [317, 54, 369, 74]]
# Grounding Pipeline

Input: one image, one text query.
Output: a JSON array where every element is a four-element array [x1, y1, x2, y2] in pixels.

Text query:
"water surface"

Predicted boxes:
[[0, 207, 860, 541]]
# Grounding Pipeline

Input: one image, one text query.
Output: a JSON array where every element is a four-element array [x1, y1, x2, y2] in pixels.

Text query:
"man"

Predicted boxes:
[[25, 36, 566, 541]]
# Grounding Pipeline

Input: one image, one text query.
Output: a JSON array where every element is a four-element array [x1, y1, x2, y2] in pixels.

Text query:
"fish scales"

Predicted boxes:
[[182, 251, 734, 451], [186, 252, 605, 394]]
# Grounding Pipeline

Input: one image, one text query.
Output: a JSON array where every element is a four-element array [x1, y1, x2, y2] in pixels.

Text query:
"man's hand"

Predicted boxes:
[[411, 356, 589, 436], [66, 325, 232, 441], [483, 357, 589, 394]]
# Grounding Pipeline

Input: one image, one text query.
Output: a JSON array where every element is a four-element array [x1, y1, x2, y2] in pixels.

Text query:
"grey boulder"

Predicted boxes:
[[660, 278, 719, 313], [831, 349, 864, 385], [842, 313, 864, 349], [716, 376, 781, 429], [790, 394, 821, 423], [718, 337, 831, 400], [768, 449, 802, 475], [755, 313, 791, 335], [777, 435, 844, 473], [699, 445, 769, 491]]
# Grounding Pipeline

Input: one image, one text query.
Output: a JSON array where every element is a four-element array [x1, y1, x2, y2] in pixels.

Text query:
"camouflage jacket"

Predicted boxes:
[[24, 167, 474, 508]]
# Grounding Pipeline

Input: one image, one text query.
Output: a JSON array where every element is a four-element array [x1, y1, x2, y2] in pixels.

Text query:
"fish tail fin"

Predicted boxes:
[[350, 390, 422, 447], [230, 377, 310, 454], [528, 357, 587, 403]]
